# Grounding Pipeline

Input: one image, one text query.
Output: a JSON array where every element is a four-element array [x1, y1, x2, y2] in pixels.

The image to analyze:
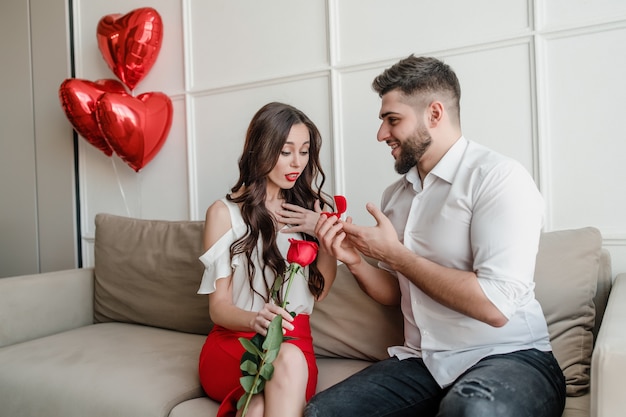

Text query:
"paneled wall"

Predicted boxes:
[[0, 0, 76, 278], [72, 0, 626, 276]]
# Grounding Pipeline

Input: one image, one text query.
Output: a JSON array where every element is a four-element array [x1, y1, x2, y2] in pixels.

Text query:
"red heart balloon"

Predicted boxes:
[[95, 91, 173, 172], [96, 7, 163, 91], [58, 78, 128, 156]]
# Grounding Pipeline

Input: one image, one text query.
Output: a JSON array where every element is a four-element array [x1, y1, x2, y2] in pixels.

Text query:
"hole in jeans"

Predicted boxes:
[[452, 379, 495, 401]]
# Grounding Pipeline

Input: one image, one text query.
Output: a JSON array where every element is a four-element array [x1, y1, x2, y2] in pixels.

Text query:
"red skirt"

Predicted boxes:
[[198, 314, 317, 417]]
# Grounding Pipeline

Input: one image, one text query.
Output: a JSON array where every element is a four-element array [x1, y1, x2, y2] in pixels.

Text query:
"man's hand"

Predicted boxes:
[[343, 203, 403, 262], [316, 205, 402, 306]]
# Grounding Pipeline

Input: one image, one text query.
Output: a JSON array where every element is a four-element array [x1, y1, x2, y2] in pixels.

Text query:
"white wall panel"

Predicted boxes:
[[187, 0, 328, 91], [74, 0, 185, 95], [191, 75, 334, 219], [335, 0, 531, 66], [446, 42, 536, 174], [607, 247, 626, 281], [543, 27, 626, 235], [1, 0, 40, 276], [339, 66, 401, 226], [541, 0, 626, 29]]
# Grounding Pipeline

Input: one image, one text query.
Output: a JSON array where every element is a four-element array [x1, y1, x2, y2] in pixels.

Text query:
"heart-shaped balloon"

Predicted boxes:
[[96, 7, 163, 91], [95, 91, 173, 172], [58, 78, 128, 156]]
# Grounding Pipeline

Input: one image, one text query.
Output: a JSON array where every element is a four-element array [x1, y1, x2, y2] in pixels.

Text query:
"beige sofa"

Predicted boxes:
[[0, 214, 621, 417]]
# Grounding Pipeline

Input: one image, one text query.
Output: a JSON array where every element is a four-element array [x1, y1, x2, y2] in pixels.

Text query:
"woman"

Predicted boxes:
[[198, 102, 337, 417]]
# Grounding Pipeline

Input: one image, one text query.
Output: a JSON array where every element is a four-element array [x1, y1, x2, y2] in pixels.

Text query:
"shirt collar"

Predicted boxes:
[[403, 136, 468, 191], [405, 166, 421, 191], [429, 136, 468, 185]]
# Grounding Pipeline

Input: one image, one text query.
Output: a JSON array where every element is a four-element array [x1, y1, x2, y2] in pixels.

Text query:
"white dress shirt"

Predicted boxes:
[[382, 136, 552, 387]]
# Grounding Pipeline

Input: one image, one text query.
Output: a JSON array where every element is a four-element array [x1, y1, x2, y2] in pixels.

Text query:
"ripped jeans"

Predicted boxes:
[[304, 349, 566, 417]]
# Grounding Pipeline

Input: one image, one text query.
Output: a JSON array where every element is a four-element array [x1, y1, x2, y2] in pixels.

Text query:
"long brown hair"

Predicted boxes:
[[228, 102, 332, 303]]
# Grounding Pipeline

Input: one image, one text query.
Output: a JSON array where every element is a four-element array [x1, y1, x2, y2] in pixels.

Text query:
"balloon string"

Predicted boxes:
[[136, 170, 143, 217], [111, 157, 131, 217]]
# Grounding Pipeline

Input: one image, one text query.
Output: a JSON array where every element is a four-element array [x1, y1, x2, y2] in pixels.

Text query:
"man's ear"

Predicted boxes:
[[428, 101, 444, 127]]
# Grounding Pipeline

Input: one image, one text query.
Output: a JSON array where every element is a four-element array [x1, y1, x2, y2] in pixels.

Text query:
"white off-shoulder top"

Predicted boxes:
[[198, 198, 314, 315]]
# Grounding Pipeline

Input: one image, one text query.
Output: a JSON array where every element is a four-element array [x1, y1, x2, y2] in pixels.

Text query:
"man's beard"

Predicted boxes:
[[394, 127, 432, 175]]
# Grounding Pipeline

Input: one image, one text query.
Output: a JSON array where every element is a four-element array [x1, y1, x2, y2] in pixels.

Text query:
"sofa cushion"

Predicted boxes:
[[94, 214, 211, 335], [534, 227, 602, 396], [316, 357, 372, 391], [311, 261, 404, 361], [0, 323, 206, 417], [169, 397, 220, 417]]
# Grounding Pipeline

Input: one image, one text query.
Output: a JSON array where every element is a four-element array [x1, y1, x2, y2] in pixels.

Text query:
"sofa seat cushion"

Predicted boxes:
[[563, 393, 591, 417], [169, 397, 219, 417], [169, 358, 374, 417], [0, 322, 206, 417], [316, 357, 371, 392]]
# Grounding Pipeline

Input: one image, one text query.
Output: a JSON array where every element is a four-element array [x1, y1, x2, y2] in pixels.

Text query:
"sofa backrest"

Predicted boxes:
[[533, 227, 610, 396], [593, 249, 612, 341], [93, 213, 212, 335]]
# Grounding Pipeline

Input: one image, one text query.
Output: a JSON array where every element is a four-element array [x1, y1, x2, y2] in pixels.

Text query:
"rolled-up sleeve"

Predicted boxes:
[[471, 160, 544, 318]]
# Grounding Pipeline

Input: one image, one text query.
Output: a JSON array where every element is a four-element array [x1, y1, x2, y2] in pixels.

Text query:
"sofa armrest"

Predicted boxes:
[[0, 268, 94, 348], [591, 273, 626, 417]]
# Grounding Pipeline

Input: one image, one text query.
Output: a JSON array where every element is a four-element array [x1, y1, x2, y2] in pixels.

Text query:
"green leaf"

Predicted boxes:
[[254, 379, 266, 394], [271, 275, 284, 303], [240, 359, 258, 375], [237, 393, 249, 410], [241, 349, 260, 370], [260, 363, 274, 380], [239, 337, 262, 356], [262, 316, 284, 352], [250, 333, 265, 349], [240, 375, 256, 393], [264, 346, 280, 363]]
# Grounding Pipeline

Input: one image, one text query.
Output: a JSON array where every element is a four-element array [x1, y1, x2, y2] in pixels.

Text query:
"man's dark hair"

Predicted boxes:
[[372, 55, 461, 123]]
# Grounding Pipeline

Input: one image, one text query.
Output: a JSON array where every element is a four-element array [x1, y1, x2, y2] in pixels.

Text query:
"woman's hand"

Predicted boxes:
[[276, 200, 322, 237], [315, 214, 362, 267], [250, 303, 295, 336]]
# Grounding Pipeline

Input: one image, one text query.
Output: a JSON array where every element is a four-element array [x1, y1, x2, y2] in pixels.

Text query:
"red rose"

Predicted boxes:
[[286, 238, 318, 267]]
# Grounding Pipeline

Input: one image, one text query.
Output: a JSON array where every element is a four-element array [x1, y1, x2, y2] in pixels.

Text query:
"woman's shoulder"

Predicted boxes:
[[204, 199, 235, 248], [205, 199, 230, 221]]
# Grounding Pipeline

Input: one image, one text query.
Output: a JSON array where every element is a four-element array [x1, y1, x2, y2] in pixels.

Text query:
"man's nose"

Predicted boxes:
[[377, 123, 390, 142]]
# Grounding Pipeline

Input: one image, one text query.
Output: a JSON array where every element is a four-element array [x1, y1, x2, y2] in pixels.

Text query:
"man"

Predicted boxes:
[[307, 55, 566, 417]]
